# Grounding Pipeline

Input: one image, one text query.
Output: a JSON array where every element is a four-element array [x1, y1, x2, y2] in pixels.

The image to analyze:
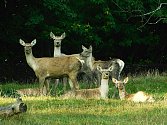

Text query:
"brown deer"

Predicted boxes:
[[19, 39, 83, 95], [112, 77, 155, 102], [60, 65, 113, 99], [80, 45, 125, 98], [50, 32, 92, 90]]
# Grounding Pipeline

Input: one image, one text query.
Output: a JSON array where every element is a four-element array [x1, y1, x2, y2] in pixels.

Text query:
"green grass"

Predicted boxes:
[[1, 75, 167, 125]]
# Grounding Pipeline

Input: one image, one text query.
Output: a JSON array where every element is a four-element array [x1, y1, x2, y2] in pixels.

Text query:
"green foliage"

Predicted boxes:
[[0, 0, 167, 63], [25, 11, 44, 26], [90, 0, 105, 5], [43, 0, 77, 18], [115, 0, 144, 11]]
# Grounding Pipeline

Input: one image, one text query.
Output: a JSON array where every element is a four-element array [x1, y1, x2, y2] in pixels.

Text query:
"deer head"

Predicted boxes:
[[97, 65, 113, 79], [19, 39, 36, 54], [79, 45, 93, 70], [112, 77, 128, 100], [80, 45, 92, 57], [50, 32, 66, 47]]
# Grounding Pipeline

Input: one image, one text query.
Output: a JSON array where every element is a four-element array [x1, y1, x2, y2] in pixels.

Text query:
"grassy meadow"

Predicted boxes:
[[1, 74, 167, 125]]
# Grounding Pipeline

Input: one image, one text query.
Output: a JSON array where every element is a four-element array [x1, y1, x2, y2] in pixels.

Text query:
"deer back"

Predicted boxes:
[[16, 87, 47, 96], [60, 88, 101, 99], [34, 56, 82, 78]]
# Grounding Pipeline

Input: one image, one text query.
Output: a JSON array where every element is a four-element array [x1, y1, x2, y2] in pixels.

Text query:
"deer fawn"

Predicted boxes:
[[60, 65, 113, 99], [112, 77, 155, 102], [19, 39, 83, 95]]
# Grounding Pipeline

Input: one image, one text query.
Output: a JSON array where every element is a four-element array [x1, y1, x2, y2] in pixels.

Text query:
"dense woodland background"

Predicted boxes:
[[0, 0, 167, 82]]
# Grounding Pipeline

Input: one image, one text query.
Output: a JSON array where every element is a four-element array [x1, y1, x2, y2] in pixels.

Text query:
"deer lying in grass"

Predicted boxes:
[[60, 65, 113, 99], [112, 77, 155, 102], [19, 39, 83, 95], [16, 87, 47, 96]]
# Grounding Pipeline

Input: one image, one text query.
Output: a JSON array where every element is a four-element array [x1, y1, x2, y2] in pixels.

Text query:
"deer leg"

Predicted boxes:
[[69, 75, 79, 90], [87, 74, 93, 88], [62, 77, 68, 92], [54, 79, 59, 89], [54, 79, 59, 95], [55, 79, 59, 84], [39, 78, 45, 95], [68, 79, 74, 89], [45, 79, 50, 95]]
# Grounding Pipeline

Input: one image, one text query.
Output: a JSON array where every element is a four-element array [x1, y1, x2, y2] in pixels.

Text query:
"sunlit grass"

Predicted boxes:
[[1, 96, 167, 125], [1, 75, 167, 124]]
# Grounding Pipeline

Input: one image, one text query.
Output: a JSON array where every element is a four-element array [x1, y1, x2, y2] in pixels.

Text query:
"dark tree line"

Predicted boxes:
[[0, 0, 167, 82]]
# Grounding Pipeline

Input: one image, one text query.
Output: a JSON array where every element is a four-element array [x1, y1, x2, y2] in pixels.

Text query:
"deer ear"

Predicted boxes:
[[112, 78, 118, 84], [89, 45, 92, 51], [82, 45, 87, 50], [123, 77, 128, 84], [108, 66, 113, 71], [50, 32, 55, 39], [19, 39, 25, 46], [97, 65, 102, 72], [61, 32, 66, 39], [31, 39, 36, 46]]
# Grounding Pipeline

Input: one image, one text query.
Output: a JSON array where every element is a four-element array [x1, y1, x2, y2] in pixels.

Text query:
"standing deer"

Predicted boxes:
[[112, 77, 155, 102], [60, 65, 113, 99], [50, 32, 67, 90], [50, 31, 95, 88], [19, 39, 83, 95], [80, 45, 125, 98]]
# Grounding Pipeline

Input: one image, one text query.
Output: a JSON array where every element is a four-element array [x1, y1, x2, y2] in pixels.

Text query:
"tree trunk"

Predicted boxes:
[[0, 97, 27, 117]]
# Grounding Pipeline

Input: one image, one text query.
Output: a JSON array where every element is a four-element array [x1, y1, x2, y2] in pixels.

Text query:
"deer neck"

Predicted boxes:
[[54, 46, 61, 57], [99, 78, 109, 99], [25, 50, 38, 71], [118, 89, 127, 100], [86, 53, 93, 71]]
